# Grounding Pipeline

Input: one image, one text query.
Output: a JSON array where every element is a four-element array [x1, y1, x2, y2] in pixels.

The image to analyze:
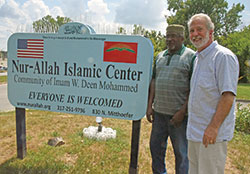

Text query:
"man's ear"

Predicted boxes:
[[209, 30, 214, 37]]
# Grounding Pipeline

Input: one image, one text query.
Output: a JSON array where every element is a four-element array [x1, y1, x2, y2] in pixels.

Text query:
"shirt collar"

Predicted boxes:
[[197, 41, 218, 58], [163, 44, 186, 56]]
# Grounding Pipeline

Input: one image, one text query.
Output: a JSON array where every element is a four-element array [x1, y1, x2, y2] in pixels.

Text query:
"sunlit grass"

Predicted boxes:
[[228, 132, 250, 173], [0, 110, 152, 173], [0, 75, 7, 84], [0, 109, 249, 173], [237, 83, 250, 100]]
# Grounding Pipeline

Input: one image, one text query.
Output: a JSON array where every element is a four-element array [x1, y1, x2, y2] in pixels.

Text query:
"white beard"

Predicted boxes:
[[191, 31, 209, 49]]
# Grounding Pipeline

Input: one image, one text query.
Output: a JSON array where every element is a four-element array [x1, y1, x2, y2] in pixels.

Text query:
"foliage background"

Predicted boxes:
[[32, 0, 250, 83]]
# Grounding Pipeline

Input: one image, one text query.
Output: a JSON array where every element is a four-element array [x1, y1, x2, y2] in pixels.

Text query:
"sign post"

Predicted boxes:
[[15, 107, 26, 159], [7, 22, 153, 173], [129, 120, 141, 174]]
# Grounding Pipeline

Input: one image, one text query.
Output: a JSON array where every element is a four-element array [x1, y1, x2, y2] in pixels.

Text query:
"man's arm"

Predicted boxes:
[[146, 78, 155, 123], [203, 91, 235, 147], [170, 95, 188, 127]]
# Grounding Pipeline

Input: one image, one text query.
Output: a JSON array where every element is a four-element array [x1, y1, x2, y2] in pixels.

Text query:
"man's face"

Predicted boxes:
[[166, 33, 183, 53], [189, 18, 212, 51]]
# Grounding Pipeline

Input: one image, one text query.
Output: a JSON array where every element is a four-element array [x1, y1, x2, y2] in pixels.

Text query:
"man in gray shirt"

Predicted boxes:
[[146, 24, 195, 174]]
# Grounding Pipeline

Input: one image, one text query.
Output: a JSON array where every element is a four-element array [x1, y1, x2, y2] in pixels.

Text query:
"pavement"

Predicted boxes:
[[236, 99, 250, 108], [0, 71, 14, 112], [0, 72, 7, 76], [0, 83, 14, 112]]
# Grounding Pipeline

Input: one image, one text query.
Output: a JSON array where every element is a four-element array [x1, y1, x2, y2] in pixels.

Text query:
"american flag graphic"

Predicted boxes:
[[17, 39, 44, 59]]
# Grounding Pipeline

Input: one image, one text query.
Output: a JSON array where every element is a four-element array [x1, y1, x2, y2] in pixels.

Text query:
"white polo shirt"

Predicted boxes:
[[187, 41, 239, 142]]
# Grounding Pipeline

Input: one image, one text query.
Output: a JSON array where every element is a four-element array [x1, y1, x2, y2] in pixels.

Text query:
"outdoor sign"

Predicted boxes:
[[7, 22, 153, 120]]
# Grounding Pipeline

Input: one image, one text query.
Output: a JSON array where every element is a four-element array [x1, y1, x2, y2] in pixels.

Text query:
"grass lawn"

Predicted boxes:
[[237, 83, 250, 100], [0, 110, 249, 173], [0, 75, 7, 85]]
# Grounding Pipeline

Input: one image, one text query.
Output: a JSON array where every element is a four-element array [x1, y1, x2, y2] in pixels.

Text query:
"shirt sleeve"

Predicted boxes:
[[216, 52, 239, 96], [152, 52, 161, 79]]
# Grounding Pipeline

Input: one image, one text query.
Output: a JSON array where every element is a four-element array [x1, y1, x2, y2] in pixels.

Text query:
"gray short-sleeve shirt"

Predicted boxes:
[[153, 45, 195, 115]]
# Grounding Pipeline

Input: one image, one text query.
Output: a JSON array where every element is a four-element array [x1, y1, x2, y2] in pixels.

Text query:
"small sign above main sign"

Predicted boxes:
[[7, 22, 153, 120]]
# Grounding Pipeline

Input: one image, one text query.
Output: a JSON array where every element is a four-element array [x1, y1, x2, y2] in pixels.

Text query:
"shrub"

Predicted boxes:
[[236, 103, 250, 134]]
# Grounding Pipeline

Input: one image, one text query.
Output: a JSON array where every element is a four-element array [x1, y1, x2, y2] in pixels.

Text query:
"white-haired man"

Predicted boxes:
[[187, 13, 239, 174]]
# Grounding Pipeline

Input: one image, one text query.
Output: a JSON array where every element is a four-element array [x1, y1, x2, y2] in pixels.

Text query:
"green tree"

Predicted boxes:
[[219, 25, 250, 83], [144, 30, 166, 60], [116, 27, 126, 35], [166, 0, 244, 44], [33, 15, 72, 33], [132, 24, 146, 35], [130, 25, 166, 61]]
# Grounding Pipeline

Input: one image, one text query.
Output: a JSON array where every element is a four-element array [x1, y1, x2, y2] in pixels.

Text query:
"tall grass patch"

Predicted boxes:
[[235, 103, 250, 134], [227, 104, 250, 173]]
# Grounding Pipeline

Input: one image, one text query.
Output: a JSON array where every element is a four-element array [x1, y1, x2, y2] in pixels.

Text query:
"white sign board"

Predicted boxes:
[[7, 23, 153, 120]]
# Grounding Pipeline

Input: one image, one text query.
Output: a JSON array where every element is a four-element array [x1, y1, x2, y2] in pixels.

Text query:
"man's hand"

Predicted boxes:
[[170, 110, 185, 127], [202, 92, 235, 148], [146, 106, 154, 123], [203, 124, 219, 148]]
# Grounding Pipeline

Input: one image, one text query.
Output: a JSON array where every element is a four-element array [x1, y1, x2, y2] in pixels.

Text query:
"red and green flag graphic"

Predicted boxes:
[[103, 41, 138, 63]]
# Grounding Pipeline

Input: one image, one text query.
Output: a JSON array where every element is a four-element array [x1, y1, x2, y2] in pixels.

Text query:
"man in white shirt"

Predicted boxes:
[[187, 13, 239, 174]]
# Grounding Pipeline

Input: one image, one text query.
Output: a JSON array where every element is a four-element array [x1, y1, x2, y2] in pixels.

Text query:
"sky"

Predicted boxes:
[[0, 0, 249, 51]]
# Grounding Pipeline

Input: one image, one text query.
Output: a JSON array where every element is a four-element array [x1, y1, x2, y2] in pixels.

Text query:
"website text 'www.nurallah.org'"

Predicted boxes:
[[17, 102, 51, 110]]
